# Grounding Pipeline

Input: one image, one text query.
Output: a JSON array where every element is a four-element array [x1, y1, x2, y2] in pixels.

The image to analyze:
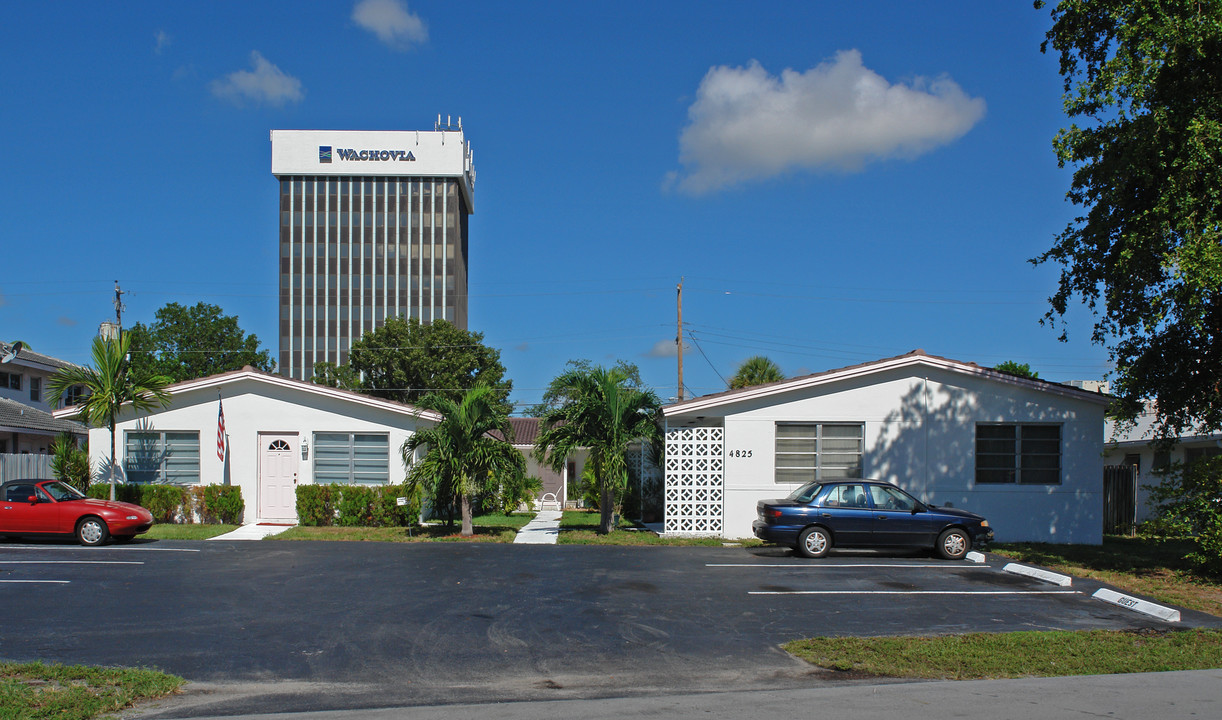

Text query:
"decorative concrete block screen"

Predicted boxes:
[[664, 426, 724, 535]]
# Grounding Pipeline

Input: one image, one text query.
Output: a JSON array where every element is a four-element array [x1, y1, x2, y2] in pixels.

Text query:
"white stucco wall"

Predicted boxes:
[[87, 374, 432, 524], [669, 363, 1107, 544]]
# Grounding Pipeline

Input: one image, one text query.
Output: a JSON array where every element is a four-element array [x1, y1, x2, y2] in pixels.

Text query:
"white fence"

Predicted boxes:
[[0, 453, 54, 482]]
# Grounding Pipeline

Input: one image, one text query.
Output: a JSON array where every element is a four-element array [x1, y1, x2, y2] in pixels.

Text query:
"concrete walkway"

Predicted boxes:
[[207, 523, 296, 541], [512, 509, 562, 544]]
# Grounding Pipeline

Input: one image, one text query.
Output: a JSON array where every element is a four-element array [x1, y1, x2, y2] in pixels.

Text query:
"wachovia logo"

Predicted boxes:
[[319, 146, 332, 163], [331, 148, 417, 162]]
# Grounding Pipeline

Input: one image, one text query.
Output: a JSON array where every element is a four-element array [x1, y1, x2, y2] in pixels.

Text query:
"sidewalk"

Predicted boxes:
[[513, 509, 562, 544], [207, 523, 296, 541]]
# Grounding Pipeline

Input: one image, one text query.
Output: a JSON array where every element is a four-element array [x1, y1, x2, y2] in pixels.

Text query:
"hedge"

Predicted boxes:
[[296, 483, 419, 527], [86, 483, 244, 524]]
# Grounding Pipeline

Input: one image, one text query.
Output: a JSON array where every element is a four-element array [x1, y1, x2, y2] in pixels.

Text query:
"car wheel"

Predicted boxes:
[[796, 526, 831, 558], [76, 517, 110, 546], [937, 528, 970, 560]]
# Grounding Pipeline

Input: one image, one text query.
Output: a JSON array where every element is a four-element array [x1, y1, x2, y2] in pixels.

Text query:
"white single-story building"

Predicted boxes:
[[53, 367, 440, 524], [660, 350, 1111, 544], [1104, 404, 1222, 523]]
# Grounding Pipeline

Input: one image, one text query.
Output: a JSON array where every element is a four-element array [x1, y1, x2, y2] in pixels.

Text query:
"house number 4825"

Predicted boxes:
[[728, 449, 753, 458]]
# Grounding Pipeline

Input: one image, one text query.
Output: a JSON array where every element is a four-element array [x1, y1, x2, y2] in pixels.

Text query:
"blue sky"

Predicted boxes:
[[0, 1, 1110, 410]]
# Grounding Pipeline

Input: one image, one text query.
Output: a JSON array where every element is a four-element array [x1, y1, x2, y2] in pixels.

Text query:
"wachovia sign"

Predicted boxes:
[[319, 145, 416, 164]]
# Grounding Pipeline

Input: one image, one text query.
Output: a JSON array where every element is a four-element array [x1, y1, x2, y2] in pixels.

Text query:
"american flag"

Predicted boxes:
[[217, 399, 226, 461]]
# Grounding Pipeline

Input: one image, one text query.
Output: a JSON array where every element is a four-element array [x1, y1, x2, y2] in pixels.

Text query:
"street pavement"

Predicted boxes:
[[1, 540, 1217, 718], [121, 669, 1222, 720]]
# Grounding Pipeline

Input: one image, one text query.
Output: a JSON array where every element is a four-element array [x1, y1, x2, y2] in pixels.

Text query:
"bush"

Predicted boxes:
[[295, 484, 335, 526], [1144, 455, 1222, 577], [201, 485, 245, 525], [141, 485, 188, 524], [50, 432, 91, 493], [86, 483, 142, 504], [84, 483, 241, 524], [295, 483, 418, 527]]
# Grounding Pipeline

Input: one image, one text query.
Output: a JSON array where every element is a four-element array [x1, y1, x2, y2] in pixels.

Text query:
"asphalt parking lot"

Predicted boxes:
[[1, 539, 1218, 716]]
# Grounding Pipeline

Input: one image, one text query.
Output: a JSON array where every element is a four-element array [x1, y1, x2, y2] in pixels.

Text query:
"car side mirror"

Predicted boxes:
[[911, 504, 924, 514], [27, 495, 38, 504]]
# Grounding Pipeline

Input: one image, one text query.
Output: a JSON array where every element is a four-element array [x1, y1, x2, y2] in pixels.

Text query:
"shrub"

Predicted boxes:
[[296, 483, 419, 527], [201, 485, 245, 525], [1144, 455, 1222, 577], [373, 484, 419, 526], [140, 485, 188, 524], [86, 483, 142, 504], [295, 485, 335, 526], [336, 485, 376, 526], [50, 432, 91, 493]]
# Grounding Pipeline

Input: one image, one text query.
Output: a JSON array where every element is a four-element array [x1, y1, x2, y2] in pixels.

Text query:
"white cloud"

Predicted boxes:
[[352, 0, 428, 50], [646, 338, 689, 358], [672, 50, 986, 194], [154, 30, 171, 54], [210, 51, 304, 107]]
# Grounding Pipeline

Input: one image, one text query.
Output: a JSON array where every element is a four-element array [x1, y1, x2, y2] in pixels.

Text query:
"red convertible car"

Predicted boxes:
[[0, 479, 154, 545]]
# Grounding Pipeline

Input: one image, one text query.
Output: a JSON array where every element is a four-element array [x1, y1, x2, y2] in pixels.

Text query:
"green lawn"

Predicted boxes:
[[990, 535, 1222, 617], [143, 524, 238, 541], [557, 509, 761, 546], [272, 512, 532, 543], [784, 629, 1222, 679], [0, 662, 182, 720]]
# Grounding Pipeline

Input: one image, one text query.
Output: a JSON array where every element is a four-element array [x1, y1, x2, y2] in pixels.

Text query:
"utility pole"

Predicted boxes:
[[113, 281, 125, 332], [676, 277, 684, 402]]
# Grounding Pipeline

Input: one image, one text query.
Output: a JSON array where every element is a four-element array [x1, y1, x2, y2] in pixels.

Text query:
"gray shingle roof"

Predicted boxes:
[[0, 396, 88, 435]]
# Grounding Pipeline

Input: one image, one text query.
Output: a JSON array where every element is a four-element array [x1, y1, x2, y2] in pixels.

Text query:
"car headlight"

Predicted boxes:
[[126, 515, 139, 520], [980, 520, 989, 528]]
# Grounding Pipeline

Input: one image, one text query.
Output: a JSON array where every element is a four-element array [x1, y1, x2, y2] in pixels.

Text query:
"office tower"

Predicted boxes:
[[271, 120, 475, 380]]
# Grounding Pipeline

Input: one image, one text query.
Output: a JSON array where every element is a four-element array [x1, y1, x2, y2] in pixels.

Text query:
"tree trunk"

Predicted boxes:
[[598, 483, 614, 534], [108, 414, 116, 502], [460, 492, 473, 537]]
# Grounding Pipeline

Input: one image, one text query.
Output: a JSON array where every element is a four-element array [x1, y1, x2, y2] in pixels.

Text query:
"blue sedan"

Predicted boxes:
[[752, 480, 993, 559]]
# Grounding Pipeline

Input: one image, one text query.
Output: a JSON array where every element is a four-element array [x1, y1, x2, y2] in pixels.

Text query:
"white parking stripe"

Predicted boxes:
[[749, 590, 1080, 595], [708, 563, 993, 569], [2, 560, 143, 565], [0, 580, 70, 584]]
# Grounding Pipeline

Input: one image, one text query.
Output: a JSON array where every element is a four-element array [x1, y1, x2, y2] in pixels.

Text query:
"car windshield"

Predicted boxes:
[[785, 482, 823, 503], [40, 481, 85, 502]]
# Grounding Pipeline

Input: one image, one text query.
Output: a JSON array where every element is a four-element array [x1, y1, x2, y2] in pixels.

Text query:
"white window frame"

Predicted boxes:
[[124, 430, 201, 485], [313, 432, 390, 485], [774, 423, 864, 484], [975, 423, 1061, 485]]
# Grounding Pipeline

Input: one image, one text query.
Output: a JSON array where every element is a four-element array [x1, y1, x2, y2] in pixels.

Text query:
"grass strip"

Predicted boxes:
[[784, 629, 1222, 680], [0, 662, 182, 720], [991, 536, 1222, 617], [143, 524, 238, 541], [557, 510, 759, 546]]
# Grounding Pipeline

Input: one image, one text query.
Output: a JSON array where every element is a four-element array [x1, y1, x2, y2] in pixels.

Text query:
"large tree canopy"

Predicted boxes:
[[1034, 0, 1222, 439], [128, 302, 274, 383], [313, 317, 511, 410]]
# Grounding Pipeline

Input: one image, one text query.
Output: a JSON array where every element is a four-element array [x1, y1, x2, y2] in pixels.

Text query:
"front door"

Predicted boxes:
[[258, 433, 298, 521]]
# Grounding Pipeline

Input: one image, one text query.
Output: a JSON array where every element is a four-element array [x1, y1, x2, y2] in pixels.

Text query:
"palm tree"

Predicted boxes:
[[729, 355, 784, 389], [401, 382, 525, 537], [534, 365, 662, 534], [47, 333, 173, 501]]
